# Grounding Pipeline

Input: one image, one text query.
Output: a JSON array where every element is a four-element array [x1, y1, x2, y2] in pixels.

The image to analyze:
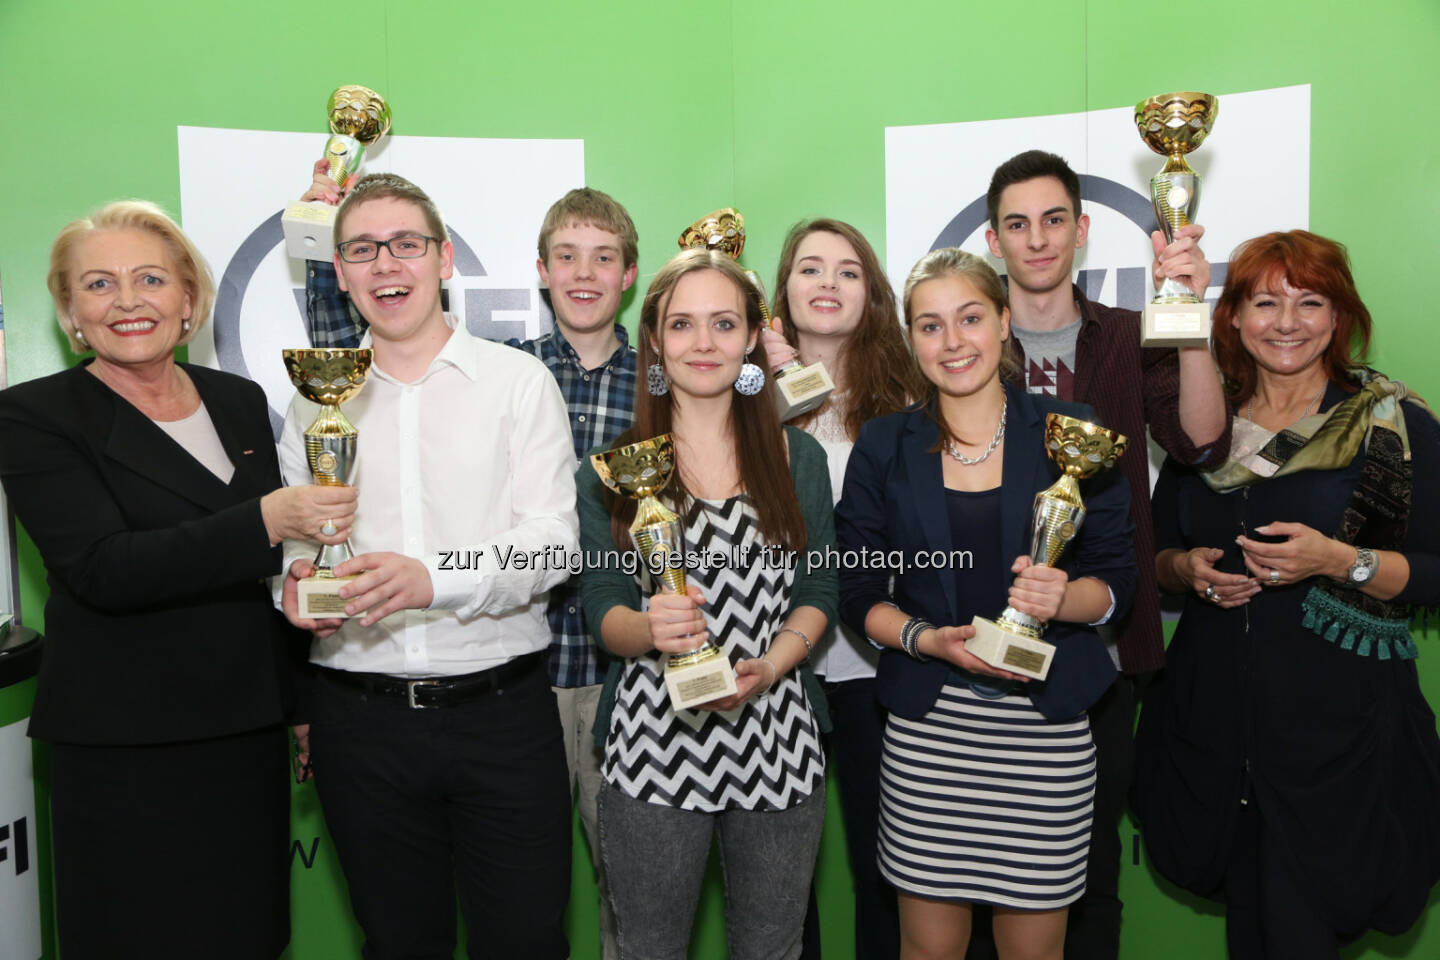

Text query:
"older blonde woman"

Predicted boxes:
[[0, 201, 353, 958]]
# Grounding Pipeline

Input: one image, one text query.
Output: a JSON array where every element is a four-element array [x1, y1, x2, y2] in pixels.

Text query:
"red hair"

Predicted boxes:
[[1212, 230, 1372, 405]]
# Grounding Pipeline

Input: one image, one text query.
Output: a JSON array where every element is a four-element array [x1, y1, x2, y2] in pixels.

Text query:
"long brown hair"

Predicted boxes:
[[771, 219, 922, 440], [606, 249, 807, 553], [1212, 230, 1372, 405]]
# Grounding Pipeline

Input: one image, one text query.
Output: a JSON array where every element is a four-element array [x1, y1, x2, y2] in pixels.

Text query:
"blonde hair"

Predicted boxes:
[[537, 187, 639, 268], [48, 200, 213, 354]]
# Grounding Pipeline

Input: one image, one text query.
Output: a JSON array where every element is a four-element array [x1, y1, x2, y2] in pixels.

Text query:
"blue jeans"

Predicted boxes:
[[598, 781, 826, 960]]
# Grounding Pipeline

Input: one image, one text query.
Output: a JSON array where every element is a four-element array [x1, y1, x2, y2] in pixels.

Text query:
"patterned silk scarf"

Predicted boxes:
[[1204, 370, 1434, 659]]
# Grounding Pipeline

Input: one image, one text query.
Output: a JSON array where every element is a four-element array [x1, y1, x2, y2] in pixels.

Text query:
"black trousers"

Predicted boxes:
[[311, 659, 572, 960], [968, 675, 1134, 960], [800, 677, 900, 959], [50, 726, 290, 960], [1065, 674, 1134, 958]]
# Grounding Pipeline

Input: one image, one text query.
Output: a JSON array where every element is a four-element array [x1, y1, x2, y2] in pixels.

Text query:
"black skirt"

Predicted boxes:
[[49, 725, 291, 959]]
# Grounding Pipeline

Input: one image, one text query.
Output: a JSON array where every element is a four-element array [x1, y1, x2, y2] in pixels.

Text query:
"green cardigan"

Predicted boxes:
[[577, 425, 839, 745]]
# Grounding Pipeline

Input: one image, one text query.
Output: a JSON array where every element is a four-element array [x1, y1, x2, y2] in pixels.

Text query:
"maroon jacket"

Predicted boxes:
[[1013, 285, 1231, 674]]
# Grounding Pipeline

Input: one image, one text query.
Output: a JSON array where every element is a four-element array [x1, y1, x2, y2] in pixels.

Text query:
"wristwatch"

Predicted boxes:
[[1344, 547, 1378, 587]]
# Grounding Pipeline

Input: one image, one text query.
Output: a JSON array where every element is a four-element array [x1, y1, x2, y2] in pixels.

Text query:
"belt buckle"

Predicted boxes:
[[406, 679, 438, 710]]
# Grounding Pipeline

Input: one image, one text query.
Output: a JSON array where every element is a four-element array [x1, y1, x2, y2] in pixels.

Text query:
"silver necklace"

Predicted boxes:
[[945, 395, 1007, 465], [1247, 382, 1327, 424]]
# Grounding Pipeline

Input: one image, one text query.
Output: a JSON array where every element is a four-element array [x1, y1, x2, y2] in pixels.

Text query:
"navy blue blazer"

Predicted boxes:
[[835, 385, 1134, 721]]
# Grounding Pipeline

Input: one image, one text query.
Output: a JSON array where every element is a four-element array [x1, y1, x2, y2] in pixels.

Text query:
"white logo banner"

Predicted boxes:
[[178, 127, 584, 430], [887, 84, 1309, 308], [886, 84, 1311, 482], [0, 718, 39, 960]]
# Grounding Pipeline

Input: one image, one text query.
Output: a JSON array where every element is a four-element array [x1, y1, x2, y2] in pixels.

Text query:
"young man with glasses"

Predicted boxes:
[[278, 173, 579, 960], [296, 169, 640, 960]]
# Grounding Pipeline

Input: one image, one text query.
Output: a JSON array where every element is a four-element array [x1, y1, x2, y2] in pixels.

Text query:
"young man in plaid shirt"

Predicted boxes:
[[509, 188, 638, 960], [298, 172, 637, 959]]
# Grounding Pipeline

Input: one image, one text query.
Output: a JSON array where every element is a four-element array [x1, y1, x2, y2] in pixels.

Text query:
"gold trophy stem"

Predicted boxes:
[[1043, 473, 1082, 508], [1161, 154, 1197, 175], [306, 403, 358, 441]]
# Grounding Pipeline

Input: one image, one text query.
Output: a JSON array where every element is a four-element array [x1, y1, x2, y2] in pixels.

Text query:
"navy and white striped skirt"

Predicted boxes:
[[877, 682, 1096, 909]]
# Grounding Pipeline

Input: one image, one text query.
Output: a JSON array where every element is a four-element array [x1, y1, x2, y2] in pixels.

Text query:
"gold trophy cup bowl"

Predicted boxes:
[[1135, 91, 1219, 346], [591, 435, 737, 710], [967, 414, 1128, 680], [679, 208, 835, 421], [283, 84, 392, 261], [283, 348, 373, 619]]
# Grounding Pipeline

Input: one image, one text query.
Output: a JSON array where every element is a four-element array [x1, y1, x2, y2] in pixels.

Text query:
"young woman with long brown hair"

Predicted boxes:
[[760, 218, 923, 958], [577, 247, 838, 959]]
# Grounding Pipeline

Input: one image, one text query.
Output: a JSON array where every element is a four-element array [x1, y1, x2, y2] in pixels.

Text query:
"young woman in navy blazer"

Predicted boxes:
[[834, 249, 1134, 960]]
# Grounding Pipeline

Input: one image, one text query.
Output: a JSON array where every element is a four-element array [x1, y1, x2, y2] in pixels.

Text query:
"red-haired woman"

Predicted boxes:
[[761, 218, 923, 958], [1135, 230, 1440, 957]]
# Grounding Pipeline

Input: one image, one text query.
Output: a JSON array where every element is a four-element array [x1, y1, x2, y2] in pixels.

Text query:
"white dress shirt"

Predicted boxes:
[[278, 316, 579, 677]]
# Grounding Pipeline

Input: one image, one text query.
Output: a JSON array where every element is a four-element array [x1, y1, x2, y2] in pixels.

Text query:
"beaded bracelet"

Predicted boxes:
[[899, 617, 934, 662]]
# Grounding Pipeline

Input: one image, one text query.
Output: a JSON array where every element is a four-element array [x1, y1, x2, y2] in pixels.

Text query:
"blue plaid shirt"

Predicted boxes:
[[302, 264, 635, 686], [303, 262, 367, 349], [508, 326, 637, 688]]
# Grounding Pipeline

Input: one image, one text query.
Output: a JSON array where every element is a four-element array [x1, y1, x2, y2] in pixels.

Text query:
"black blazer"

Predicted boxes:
[[0, 362, 305, 745], [835, 385, 1135, 721]]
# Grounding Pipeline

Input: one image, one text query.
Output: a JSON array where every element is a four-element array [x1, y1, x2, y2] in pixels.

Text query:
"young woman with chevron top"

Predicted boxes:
[[576, 247, 839, 960]]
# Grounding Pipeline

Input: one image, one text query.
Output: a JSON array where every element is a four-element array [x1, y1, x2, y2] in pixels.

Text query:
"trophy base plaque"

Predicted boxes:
[[298, 574, 358, 620], [968, 616, 1055, 681], [1142, 300, 1211, 348], [663, 652, 738, 710], [775, 362, 835, 422], [282, 200, 339, 262]]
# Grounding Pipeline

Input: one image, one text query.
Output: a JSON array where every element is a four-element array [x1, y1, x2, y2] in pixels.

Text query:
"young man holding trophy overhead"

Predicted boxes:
[[978, 136, 1230, 959], [276, 173, 579, 960]]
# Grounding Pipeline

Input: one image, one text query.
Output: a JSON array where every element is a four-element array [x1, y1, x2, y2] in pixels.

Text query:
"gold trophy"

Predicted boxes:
[[679, 209, 835, 421], [283, 348, 372, 619], [282, 85, 392, 262], [591, 435, 738, 710], [1135, 92, 1219, 347], [968, 414, 1128, 680]]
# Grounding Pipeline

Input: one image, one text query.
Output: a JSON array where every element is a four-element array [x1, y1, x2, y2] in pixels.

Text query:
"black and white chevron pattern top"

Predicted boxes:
[[602, 495, 825, 812]]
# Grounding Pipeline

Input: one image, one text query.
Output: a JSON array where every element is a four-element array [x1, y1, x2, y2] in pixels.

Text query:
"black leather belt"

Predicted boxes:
[[319, 650, 544, 709]]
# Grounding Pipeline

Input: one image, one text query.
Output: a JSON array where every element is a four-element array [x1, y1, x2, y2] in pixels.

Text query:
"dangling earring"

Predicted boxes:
[[647, 362, 669, 397], [734, 350, 765, 396]]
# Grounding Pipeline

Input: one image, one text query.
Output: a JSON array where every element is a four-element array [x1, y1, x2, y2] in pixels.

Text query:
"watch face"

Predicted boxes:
[[1352, 549, 1376, 584]]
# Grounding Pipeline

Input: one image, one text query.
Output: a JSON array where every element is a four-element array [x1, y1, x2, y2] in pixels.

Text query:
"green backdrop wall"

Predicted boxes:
[[3, 1, 1438, 957]]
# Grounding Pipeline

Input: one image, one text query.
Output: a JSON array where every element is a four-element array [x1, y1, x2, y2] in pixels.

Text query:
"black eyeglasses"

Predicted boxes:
[[336, 235, 441, 263]]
